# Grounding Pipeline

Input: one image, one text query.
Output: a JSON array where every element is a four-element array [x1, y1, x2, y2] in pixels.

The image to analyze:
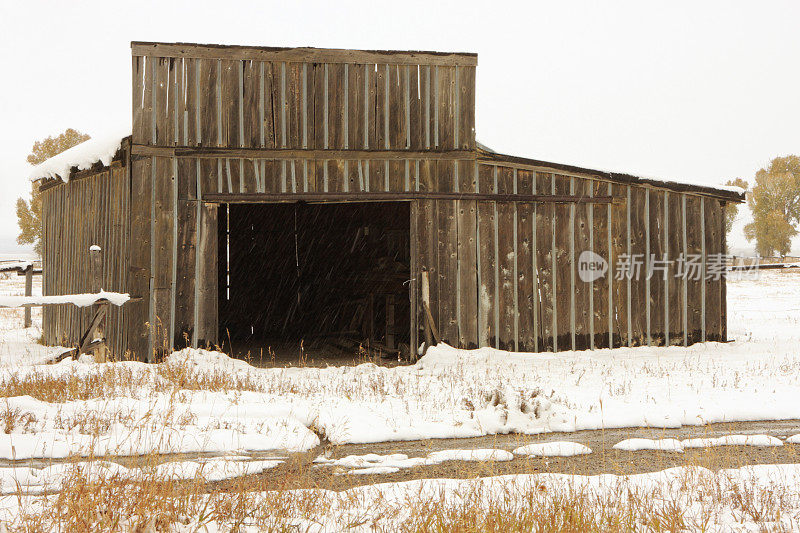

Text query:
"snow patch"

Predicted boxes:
[[613, 438, 684, 452], [28, 129, 130, 181], [27, 130, 128, 182], [513, 441, 591, 457], [0, 291, 129, 308], [344, 466, 400, 475], [0, 458, 281, 494], [682, 434, 783, 448], [426, 449, 514, 463]]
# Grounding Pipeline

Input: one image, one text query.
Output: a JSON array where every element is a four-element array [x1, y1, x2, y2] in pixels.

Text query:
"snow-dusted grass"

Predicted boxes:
[[2, 462, 800, 531]]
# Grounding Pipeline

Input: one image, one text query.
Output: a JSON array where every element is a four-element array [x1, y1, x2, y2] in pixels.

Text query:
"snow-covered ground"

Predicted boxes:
[[0, 270, 798, 529], [0, 271, 798, 461]]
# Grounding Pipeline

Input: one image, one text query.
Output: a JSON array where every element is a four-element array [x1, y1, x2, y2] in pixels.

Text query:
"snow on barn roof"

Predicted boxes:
[[27, 129, 129, 183]]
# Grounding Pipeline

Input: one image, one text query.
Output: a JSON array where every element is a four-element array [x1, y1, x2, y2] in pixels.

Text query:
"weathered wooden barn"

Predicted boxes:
[[35, 41, 745, 361]]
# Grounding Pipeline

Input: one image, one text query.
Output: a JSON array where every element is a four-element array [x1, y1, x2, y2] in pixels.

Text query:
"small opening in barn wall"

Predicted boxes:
[[217, 202, 411, 365]]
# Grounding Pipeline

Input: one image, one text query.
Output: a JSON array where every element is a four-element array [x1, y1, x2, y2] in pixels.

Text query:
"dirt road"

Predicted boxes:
[[4, 419, 799, 493], [217, 419, 800, 492]]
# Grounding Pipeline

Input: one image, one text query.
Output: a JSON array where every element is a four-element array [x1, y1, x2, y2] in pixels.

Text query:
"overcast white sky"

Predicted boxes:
[[1, 0, 799, 256]]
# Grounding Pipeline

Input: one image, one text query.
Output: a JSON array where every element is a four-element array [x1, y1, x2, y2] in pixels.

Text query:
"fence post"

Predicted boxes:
[[23, 265, 33, 328], [89, 245, 109, 362]]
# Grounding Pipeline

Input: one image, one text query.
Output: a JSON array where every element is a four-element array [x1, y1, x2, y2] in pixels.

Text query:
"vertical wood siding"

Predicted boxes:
[[413, 162, 729, 353], [41, 167, 130, 357]]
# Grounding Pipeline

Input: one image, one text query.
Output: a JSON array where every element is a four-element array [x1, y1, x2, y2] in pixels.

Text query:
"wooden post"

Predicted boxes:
[[23, 265, 33, 328], [89, 245, 109, 362], [421, 269, 440, 345], [421, 268, 433, 347]]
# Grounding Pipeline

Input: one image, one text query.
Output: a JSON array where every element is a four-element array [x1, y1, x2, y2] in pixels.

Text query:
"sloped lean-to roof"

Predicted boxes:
[[477, 147, 745, 203]]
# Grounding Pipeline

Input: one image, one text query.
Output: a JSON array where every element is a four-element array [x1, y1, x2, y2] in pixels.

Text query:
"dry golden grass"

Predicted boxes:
[[0, 361, 269, 404], [3, 459, 799, 532]]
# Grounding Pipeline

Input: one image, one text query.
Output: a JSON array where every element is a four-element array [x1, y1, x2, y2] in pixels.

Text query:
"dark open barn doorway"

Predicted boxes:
[[217, 202, 411, 365]]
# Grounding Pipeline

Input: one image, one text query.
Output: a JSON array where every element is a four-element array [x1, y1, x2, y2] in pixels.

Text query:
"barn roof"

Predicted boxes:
[[131, 41, 477, 66], [478, 148, 746, 203], [29, 132, 745, 202]]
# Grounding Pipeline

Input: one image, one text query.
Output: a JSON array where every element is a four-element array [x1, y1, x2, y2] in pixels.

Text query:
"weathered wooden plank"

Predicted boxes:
[[196, 201, 218, 347], [535, 172, 554, 351], [704, 197, 723, 341], [435, 158, 454, 193], [132, 55, 146, 144], [418, 199, 439, 340], [285, 63, 305, 153], [375, 64, 388, 152], [154, 57, 170, 146], [198, 58, 218, 147], [476, 164, 494, 348], [477, 200, 496, 349], [573, 178, 591, 350], [152, 157, 174, 354], [495, 166, 515, 351], [366, 64, 377, 150], [166, 58, 178, 145], [457, 66, 476, 150], [240, 60, 261, 148], [127, 158, 152, 360], [344, 64, 358, 152], [627, 186, 647, 346], [219, 60, 240, 147], [609, 184, 627, 347], [648, 189, 666, 345], [185, 58, 198, 146], [457, 198, 478, 348], [437, 66, 455, 150], [421, 65, 432, 150], [516, 173, 535, 351], [173, 197, 196, 348], [553, 174, 571, 351], [259, 62, 277, 149], [591, 180, 610, 348], [685, 195, 703, 344], [407, 66, 421, 151], [666, 192, 682, 344], [388, 64, 407, 150], [437, 200, 458, 344]]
